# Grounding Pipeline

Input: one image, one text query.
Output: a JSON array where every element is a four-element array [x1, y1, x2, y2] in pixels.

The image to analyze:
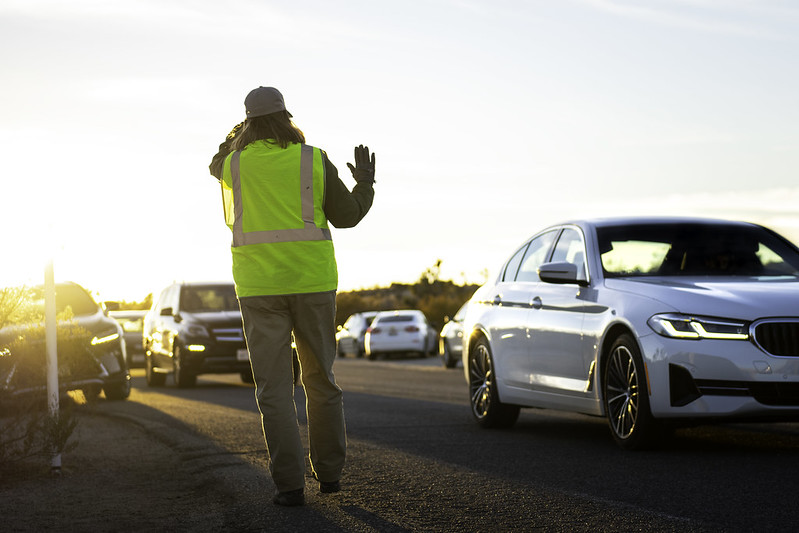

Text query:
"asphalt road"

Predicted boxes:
[[107, 355, 799, 532]]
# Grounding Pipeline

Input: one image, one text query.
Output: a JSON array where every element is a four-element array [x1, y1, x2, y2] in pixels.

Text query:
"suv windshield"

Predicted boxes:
[[180, 285, 239, 312], [598, 223, 799, 278]]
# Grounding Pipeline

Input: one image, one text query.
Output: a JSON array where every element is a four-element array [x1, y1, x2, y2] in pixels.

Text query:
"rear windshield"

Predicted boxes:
[[598, 223, 799, 278], [180, 285, 239, 312], [377, 315, 414, 323]]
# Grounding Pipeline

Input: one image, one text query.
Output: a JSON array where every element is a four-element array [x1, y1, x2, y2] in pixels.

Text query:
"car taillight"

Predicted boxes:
[[368, 327, 382, 334], [405, 326, 419, 332]]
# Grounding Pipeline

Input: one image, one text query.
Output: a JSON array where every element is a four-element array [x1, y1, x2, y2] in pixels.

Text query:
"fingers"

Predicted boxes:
[[353, 145, 374, 167]]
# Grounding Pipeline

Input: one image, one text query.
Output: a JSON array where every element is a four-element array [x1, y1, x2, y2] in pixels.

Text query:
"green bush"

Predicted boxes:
[[336, 281, 479, 331], [0, 288, 83, 468]]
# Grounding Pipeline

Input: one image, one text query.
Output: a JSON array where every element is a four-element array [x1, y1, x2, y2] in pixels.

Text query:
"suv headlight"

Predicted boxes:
[[648, 313, 749, 340], [91, 328, 121, 345]]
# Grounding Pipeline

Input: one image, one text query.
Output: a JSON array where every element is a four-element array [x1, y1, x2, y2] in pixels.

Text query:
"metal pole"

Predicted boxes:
[[44, 259, 61, 474]]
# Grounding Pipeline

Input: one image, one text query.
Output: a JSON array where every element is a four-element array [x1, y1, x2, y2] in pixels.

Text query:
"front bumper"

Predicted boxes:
[[640, 333, 799, 419], [181, 338, 250, 374]]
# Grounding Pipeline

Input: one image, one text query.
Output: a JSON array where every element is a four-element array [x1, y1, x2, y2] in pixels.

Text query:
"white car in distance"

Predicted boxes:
[[365, 310, 437, 360]]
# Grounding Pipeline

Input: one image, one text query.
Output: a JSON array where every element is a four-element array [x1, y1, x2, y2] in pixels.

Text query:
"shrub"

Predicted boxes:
[[0, 288, 84, 469]]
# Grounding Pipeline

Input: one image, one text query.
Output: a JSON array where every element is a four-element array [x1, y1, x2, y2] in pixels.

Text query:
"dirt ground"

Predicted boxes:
[[0, 410, 235, 532]]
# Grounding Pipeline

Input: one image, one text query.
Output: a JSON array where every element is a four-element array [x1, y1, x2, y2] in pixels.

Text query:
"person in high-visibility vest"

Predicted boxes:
[[209, 86, 375, 507]]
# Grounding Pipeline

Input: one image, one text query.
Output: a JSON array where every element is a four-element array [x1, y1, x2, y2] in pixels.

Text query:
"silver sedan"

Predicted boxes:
[[462, 217, 799, 449]]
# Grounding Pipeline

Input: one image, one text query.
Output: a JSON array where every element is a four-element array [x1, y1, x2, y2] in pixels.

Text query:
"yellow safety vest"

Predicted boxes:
[[221, 140, 337, 297]]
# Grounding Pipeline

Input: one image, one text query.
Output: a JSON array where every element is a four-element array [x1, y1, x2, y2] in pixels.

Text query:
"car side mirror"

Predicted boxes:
[[539, 262, 588, 286], [160, 307, 174, 316]]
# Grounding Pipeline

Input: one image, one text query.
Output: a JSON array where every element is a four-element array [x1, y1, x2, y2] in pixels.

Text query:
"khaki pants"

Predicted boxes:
[[239, 291, 346, 492]]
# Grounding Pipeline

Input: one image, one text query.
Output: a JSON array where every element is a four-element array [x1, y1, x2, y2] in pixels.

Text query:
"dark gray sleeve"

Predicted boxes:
[[209, 139, 233, 181], [322, 152, 374, 229]]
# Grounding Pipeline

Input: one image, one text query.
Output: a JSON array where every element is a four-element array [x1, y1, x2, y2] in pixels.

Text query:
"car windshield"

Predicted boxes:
[[29, 284, 99, 316], [598, 223, 799, 278], [180, 285, 239, 312]]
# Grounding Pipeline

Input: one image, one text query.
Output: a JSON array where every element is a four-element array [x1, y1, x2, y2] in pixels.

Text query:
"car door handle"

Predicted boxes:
[[493, 295, 502, 306], [531, 296, 543, 310]]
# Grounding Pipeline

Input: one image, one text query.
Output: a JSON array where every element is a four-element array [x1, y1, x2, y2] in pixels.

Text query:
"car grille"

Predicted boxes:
[[211, 328, 245, 343], [752, 320, 799, 357]]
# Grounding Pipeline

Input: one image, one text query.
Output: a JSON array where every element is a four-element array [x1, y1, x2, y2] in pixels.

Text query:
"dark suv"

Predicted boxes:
[[0, 282, 130, 401], [142, 282, 250, 387]]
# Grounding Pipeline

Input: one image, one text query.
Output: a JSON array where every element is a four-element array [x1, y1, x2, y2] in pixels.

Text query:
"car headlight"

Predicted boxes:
[[186, 324, 210, 337], [91, 329, 121, 345], [648, 313, 749, 340]]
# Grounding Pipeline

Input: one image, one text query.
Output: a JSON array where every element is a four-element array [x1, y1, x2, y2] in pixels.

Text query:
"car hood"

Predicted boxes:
[[605, 277, 799, 320], [72, 312, 120, 335], [0, 310, 117, 341], [185, 311, 243, 328]]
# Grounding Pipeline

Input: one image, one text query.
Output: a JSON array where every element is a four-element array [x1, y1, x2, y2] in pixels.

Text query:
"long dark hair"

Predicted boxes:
[[231, 111, 306, 150]]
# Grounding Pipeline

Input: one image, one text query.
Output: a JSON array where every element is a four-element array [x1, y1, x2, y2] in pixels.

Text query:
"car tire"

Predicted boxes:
[[173, 344, 196, 388], [468, 337, 520, 428], [82, 384, 102, 403], [442, 341, 458, 369], [145, 352, 166, 387], [104, 377, 131, 401], [603, 333, 667, 450]]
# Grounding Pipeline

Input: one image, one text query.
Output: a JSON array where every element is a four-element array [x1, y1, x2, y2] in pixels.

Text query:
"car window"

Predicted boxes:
[[377, 316, 414, 323], [180, 285, 239, 312], [153, 286, 170, 314], [598, 223, 799, 277], [601, 240, 671, 276], [550, 228, 587, 281], [502, 243, 529, 282], [516, 230, 558, 282]]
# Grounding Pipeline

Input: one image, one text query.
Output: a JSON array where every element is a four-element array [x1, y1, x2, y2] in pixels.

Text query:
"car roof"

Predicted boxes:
[[374, 310, 424, 319], [549, 216, 760, 232]]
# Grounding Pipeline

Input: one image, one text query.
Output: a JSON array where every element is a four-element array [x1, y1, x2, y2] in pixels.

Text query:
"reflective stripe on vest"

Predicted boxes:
[[229, 145, 332, 247]]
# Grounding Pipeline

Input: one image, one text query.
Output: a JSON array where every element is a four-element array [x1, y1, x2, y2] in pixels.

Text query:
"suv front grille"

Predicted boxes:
[[753, 320, 799, 357], [211, 328, 245, 343]]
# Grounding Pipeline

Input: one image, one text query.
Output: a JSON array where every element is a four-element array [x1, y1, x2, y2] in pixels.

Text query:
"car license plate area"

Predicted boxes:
[[389, 327, 398, 336], [237, 349, 249, 362]]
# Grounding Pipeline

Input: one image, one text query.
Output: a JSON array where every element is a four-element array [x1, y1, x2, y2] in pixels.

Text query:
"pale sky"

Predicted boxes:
[[1, 0, 798, 301]]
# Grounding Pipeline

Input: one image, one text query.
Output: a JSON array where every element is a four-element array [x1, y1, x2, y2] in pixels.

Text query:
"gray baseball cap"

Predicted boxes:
[[244, 86, 291, 118]]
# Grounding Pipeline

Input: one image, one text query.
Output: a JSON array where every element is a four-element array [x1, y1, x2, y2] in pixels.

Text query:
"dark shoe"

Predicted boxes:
[[313, 472, 341, 494], [319, 480, 341, 494], [272, 488, 304, 506]]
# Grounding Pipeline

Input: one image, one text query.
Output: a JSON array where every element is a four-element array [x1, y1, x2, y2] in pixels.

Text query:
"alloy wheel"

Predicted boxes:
[[469, 342, 493, 419], [605, 344, 639, 440]]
